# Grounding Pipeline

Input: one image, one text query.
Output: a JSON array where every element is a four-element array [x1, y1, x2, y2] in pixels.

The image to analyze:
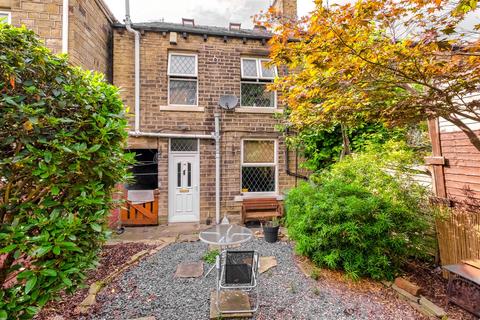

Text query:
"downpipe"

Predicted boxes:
[[62, 0, 69, 53], [214, 113, 221, 224], [125, 0, 141, 134]]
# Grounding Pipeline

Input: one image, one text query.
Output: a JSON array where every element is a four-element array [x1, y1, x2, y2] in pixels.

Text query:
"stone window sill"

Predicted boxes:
[[235, 107, 283, 114], [160, 105, 204, 112], [233, 194, 284, 202]]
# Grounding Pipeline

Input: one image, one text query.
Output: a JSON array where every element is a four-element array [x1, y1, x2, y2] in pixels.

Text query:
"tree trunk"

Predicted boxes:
[[340, 123, 351, 159]]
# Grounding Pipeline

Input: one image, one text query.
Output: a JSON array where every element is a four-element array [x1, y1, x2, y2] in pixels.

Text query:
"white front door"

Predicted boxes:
[[168, 153, 200, 222]]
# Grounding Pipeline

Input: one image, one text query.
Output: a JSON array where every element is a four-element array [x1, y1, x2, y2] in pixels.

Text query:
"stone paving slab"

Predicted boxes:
[[178, 233, 199, 242], [259, 256, 277, 274], [175, 261, 204, 278], [110, 224, 209, 243], [209, 290, 252, 319]]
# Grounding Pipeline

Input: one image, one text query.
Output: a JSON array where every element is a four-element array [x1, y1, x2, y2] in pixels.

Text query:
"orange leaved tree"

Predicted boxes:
[[262, 0, 480, 150]]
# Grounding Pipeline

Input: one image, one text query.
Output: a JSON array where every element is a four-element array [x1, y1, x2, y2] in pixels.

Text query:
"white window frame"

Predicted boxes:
[[167, 52, 198, 107], [0, 11, 11, 24], [168, 52, 198, 77], [240, 57, 277, 79], [240, 57, 277, 108], [240, 139, 278, 195]]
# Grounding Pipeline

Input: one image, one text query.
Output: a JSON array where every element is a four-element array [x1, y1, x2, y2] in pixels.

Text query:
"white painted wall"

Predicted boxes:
[[439, 93, 480, 133]]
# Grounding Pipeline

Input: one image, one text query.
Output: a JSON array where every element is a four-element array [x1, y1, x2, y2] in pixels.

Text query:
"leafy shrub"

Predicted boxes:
[[284, 142, 432, 280], [0, 24, 132, 319], [202, 249, 220, 264], [286, 122, 409, 171]]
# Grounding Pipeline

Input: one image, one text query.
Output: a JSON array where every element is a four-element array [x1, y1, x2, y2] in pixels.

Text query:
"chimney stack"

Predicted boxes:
[[229, 22, 241, 31], [271, 0, 297, 19]]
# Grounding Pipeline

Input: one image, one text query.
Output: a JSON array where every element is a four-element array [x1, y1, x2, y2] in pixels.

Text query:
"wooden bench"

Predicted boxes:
[[241, 198, 283, 224]]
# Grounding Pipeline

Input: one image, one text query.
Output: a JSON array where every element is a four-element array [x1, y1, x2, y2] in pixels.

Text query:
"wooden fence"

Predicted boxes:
[[436, 210, 480, 266]]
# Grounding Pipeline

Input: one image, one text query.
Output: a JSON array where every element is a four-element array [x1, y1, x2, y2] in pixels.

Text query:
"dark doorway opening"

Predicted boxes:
[[127, 149, 158, 190]]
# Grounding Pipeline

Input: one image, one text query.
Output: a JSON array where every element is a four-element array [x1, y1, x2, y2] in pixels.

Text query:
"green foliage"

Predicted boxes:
[[202, 249, 220, 264], [285, 142, 432, 280], [288, 122, 409, 171], [265, 216, 280, 227], [0, 24, 132, 318], [310, 269, 320, 281]]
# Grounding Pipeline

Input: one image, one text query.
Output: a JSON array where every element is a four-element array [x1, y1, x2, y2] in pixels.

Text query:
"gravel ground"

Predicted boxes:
[[35, 242, 157, 320], [86, 239, 424, 320]]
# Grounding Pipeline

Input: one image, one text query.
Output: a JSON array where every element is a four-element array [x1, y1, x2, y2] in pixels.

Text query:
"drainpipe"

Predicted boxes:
[[62, 0, 69, 53], [125, 0, 141, 133], [214, 113, 221, 224], [128, 131, 213, 139]]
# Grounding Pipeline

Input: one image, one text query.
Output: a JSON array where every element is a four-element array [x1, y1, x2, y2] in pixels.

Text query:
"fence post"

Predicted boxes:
[[426, 118, 448, 201]]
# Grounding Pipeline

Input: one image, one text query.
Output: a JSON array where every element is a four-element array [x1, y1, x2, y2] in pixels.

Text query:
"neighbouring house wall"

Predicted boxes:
[[429, 117, 480, 205], [9, 0, 64, 53], [68, 0, 114, 80], [271, 0, 297, 19], [6, 0, 114, 78], [113, 29, 297, 223]]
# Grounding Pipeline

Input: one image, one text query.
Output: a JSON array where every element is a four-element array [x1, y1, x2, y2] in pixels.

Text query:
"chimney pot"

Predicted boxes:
[[229, 22, 241, 30], [182, 18, 194, 26]]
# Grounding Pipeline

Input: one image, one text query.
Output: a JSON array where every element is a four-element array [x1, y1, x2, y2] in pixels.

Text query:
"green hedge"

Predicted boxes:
[[0, 24, 133, 319], [285, 142, 432, 280]]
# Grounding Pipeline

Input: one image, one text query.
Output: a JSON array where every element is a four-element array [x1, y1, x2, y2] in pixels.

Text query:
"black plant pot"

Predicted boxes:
[[263, 225, 279, 243]]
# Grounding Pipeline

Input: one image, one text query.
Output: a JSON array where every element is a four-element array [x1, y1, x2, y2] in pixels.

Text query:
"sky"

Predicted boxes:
[[103, 0, 319, 28], [103, 0, 478, 32]]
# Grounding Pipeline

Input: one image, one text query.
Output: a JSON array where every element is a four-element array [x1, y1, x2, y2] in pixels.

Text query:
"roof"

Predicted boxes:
[[112, 21, 272, 40]]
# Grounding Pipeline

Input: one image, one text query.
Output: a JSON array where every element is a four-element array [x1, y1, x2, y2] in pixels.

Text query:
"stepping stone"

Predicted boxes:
[[209, 290, 252, 319], [259, 256, 277, 274], [178, 234, 199, 242], [174, 261, 204, 278]]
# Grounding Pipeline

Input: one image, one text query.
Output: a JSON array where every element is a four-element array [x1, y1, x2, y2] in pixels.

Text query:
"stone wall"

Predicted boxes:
[[272, 0, 297, 19], [68, 0, 114, 79], [113, 28, 298, 223], [7, 0, 114, 78], [10, 0, 64, 53]]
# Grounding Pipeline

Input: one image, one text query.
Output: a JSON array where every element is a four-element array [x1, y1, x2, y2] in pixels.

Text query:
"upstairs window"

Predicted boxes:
[[0, 11, 11, 24], [168, 53, 198, 106], [240, 57, 277, 108]]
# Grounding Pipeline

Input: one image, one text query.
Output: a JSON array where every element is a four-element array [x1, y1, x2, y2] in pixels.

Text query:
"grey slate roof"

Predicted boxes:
[[113, 21, 272, 40]]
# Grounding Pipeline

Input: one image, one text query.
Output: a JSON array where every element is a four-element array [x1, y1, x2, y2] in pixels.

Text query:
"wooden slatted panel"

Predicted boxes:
[[120, 194, 159, 226], [436, 210, 480, 267], [440, 128, 480, 204]]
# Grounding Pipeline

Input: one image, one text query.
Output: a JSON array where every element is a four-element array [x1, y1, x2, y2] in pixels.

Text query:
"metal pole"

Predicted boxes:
[[214, 113, 221, 224]]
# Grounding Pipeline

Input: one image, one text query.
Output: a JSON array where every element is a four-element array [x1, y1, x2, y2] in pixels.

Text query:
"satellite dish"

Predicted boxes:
[[219, 95, 238, 110]]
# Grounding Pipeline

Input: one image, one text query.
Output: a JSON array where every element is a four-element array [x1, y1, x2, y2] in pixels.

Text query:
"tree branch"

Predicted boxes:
[[443, 114, 480, 151]]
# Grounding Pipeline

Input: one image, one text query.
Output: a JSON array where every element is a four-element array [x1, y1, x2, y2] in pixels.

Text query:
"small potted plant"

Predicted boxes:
[[263, 217, 280, 243]]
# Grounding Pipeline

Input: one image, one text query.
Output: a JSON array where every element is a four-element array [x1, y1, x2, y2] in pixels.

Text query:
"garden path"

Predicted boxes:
[[85, 238, 425, 320]]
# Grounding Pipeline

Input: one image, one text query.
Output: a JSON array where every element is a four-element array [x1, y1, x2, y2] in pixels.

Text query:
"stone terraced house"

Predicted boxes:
[[115, 0, 303, 225], [4, 0, 479, 225], [2, 0, 304, 226]]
